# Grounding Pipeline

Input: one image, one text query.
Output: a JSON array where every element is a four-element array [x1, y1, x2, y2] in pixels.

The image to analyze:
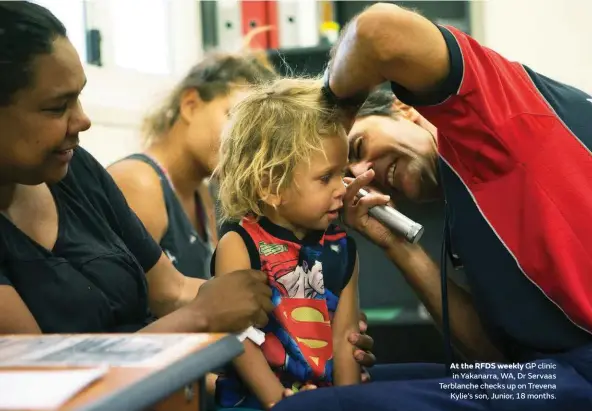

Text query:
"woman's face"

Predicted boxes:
[[0, 36, 91, 185], [184, 88, 249, 177]]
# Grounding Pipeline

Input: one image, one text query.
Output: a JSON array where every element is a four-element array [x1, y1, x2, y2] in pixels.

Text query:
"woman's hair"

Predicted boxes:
[[142, 52, 278, 143], [0, 1, 67, 106], [216, 77, 345, 222]]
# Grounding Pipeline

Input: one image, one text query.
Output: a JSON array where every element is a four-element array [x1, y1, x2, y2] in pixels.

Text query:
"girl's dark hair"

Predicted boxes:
[[143, 52, 278, 142], [0, 1, 67, 105]]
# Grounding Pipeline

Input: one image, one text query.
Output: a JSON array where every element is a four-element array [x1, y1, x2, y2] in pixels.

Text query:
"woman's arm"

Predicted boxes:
[[0, 285, 42, 334], [215, 231, 285, 410], [332, 254, 361, 386], [0, 267, 270, 335], [0, 281, 206, 335], [108, 160, 205, 317], [144, 253, 205, 318]]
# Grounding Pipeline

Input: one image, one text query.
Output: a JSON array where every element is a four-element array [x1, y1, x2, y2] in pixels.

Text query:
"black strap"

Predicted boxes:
[[210, 223, 261, 277], [321, 67, 368, 110], [124, 153, 163, 177], [441, 201, 454, 375]]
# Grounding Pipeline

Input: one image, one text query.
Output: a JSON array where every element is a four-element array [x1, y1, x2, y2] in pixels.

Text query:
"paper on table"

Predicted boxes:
[[0, 334, 208, 367], [237, 327, 265, 346], [0, 367, 108, 410]]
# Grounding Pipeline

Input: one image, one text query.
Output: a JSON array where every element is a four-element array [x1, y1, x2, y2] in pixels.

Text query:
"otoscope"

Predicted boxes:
[[345, 183, 425, 244]]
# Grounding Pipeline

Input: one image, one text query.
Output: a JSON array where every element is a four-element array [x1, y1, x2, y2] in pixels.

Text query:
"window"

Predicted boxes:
[[39, 0, 201, 76], [35, 0, 202, 148], [108, 0, 172, 75], [34, 0, 87, 59]]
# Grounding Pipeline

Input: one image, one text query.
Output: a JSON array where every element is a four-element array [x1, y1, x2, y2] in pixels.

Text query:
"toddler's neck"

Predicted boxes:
[[260, 211, 310, 240]]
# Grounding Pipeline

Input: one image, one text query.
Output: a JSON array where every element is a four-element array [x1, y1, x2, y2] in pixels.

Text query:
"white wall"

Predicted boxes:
[[79, 66, 177, 166], [79, 0, 590, 166], [73, 0, 203, 167], [472, 0, 592, 94]]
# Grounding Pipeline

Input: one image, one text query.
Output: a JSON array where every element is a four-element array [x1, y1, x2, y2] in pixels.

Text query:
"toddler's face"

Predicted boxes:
[[276, 134, 348, 237]]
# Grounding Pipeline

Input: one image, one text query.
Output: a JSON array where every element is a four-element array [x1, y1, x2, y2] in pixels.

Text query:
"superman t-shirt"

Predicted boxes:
[[211, 217, 356, 409]]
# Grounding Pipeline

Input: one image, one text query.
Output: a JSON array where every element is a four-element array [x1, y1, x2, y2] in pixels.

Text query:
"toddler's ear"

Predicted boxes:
[[257, 174, 282, 209], [259, 192, 282, 210]]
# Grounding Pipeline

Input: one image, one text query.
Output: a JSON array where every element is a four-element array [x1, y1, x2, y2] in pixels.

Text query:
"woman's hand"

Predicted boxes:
[[192, 269, 274, 333]]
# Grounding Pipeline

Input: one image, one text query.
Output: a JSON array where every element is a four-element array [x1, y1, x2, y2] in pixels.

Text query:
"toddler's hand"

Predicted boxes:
[[267, 384, 317, 409], [286, 384, 317, 396]]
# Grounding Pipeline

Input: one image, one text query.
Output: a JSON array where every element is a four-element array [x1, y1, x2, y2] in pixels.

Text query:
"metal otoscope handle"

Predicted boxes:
[[347, 185, 425, 244]]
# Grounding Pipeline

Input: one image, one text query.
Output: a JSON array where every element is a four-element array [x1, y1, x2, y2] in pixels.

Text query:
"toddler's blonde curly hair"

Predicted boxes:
[[215, 77, 346, 222]]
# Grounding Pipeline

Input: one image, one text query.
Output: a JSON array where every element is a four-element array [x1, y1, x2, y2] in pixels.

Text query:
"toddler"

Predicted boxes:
[[212, 78, 361, 409]]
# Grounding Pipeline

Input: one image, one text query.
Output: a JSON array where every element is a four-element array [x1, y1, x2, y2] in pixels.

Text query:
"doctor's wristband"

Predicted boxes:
[[321, 68, 368, 111]]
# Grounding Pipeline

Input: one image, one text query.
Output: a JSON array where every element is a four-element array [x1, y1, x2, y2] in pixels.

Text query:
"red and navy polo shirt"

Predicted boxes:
[[391, 25, 592, 360]]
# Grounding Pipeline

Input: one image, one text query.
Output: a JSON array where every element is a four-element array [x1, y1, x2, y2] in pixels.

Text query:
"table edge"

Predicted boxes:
[[72, 334, 243, 411]]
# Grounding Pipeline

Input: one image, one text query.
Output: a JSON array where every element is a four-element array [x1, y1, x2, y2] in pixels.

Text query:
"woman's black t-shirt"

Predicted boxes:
[[0, 147, 163, 333]]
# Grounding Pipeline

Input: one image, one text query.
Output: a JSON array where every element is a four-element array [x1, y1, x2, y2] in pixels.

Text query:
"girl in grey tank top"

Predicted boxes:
[[109, 54, 277, 279], [123, 154, 213, 279]]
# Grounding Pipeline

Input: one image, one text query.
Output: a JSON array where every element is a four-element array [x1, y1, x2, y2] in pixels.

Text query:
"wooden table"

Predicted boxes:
[[0, 333, 243, 411]]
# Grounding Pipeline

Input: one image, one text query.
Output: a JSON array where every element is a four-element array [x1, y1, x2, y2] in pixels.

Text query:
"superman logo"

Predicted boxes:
[[275, 298, 333, 378]]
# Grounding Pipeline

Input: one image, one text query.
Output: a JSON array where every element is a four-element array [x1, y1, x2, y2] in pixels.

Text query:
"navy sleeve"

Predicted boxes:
[[71, 147, 163, 273], [210, 221, 261, 276], [390, 25, 463, 107]]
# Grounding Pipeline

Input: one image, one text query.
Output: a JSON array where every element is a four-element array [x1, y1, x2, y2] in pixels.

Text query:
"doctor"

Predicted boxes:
[[274, 2, 592, 410]]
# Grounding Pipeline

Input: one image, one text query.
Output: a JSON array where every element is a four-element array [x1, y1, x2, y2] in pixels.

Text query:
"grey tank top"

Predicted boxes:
[[122, 154, 213, 279]]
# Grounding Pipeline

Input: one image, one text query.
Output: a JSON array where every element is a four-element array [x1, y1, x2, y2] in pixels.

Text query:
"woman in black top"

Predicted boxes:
[[108, 54, 277, 280], [0, 1, 272, 335]]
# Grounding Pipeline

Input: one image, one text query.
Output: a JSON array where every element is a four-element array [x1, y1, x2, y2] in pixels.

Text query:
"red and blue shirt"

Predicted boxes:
[[212, 217, 356, 408]]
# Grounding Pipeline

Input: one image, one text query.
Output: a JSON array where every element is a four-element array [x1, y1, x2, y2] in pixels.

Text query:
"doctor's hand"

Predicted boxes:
[[351, 311, 375, 382], [343, 170, 400, 250]]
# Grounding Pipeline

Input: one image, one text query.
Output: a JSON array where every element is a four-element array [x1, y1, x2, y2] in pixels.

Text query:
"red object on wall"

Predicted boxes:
[[240, 0, 279, 49]]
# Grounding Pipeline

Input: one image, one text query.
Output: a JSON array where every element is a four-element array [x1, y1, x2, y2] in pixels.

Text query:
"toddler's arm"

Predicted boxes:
[[332, 253, 362, 386], [215, 232, 286, 410]]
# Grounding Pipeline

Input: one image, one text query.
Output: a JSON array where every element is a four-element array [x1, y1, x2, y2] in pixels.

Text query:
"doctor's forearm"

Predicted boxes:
[[385, 243, 506, 362]]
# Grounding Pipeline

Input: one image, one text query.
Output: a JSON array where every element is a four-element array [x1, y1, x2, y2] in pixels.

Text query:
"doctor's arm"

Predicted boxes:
[[327, 2, 450, 101], [343, 172, 505, 362]]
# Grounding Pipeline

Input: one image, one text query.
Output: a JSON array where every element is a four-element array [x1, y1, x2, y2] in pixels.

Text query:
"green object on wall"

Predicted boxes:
[[363, 307, 402, 323]]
